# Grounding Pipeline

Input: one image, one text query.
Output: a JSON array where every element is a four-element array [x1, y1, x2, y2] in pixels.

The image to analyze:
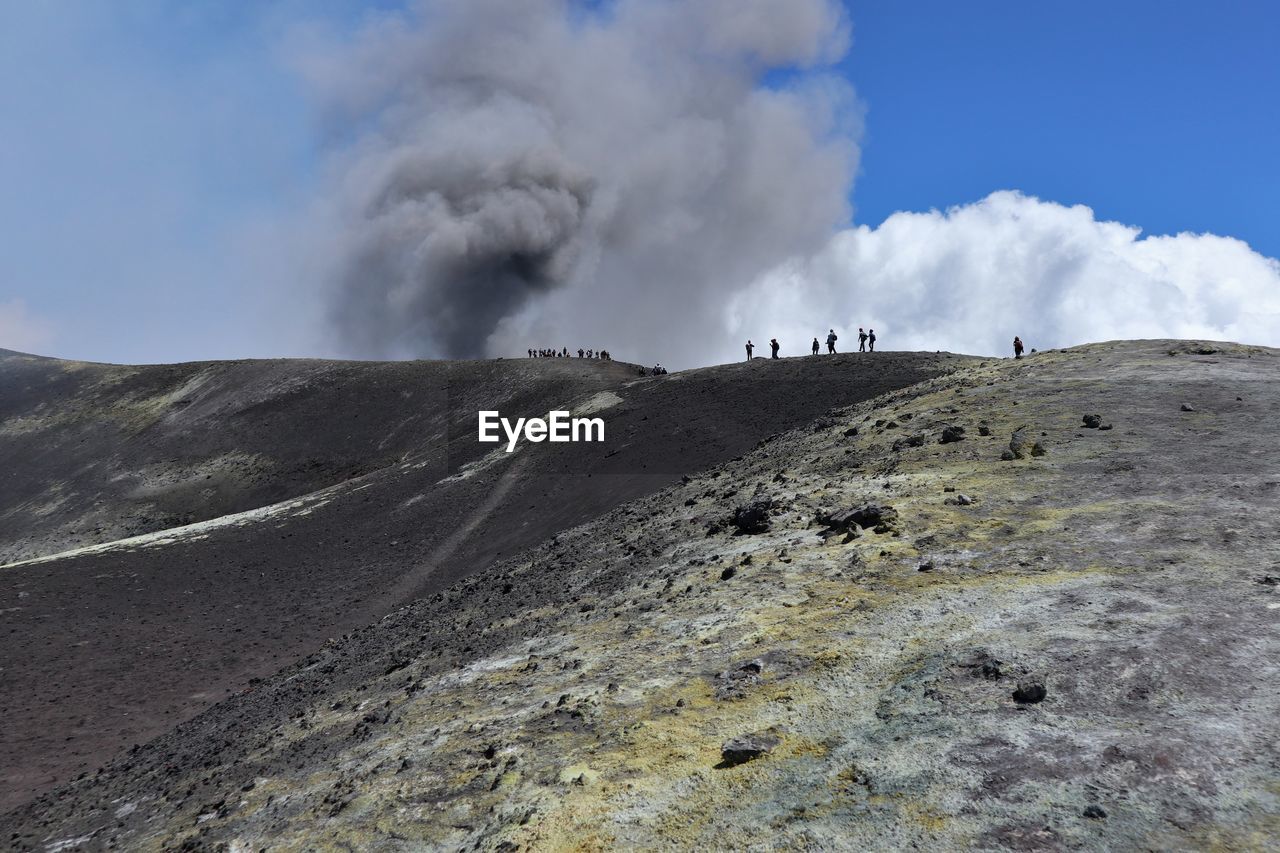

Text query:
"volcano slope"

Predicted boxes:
[[4, 341, 1277, 851], [0, 348, 967, 813]]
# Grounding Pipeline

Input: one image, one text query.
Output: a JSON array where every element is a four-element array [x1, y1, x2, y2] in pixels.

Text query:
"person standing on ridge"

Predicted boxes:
[[858, 328, 868, 352], [868, 329, 877, 352], [827, 329, 838, 354], [1013, 336, 1025, 359], [811, 337, 820, 355], [770, 338, 780, 359], [745, 340, 754, 360]]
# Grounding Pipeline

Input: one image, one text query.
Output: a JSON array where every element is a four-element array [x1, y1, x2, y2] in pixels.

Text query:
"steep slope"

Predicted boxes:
[[6, 340, 1276, 851], [0, 349, 967, 813]]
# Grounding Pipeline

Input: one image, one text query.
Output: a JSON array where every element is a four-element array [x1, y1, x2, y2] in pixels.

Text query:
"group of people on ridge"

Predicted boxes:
[[530, 330, 1030, 372], [746, 327, 876, 361], [529, 347, 612, 360]]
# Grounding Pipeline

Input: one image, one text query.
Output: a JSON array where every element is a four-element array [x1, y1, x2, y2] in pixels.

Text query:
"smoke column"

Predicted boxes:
[[298, 0, 858, 364]]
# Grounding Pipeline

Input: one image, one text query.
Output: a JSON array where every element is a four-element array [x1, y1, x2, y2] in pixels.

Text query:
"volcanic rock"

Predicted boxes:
[[720, 731, 781, 767], [731, 498, 774, 534], [1012, 677, 1047, 704]]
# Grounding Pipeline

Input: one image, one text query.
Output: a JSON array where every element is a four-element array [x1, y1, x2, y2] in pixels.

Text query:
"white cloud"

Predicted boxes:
[[732, 191, 1280, 358], [0, 299, 53, 354]]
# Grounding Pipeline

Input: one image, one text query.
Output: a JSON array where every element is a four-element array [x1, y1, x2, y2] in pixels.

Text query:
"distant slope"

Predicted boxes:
[[0, 349, 970, 812], [6, 340, 1275, 850], [0, 351, 638, 564]]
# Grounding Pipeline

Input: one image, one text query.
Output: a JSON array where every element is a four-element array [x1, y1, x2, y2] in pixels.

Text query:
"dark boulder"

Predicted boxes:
[[719, 730, 781, 767], [1013, 677, 1047, 704], [731, 497, 773, 534], [939, 425, 966, 444], [821, 504, 899, 535], [892, 434, 927, 451]]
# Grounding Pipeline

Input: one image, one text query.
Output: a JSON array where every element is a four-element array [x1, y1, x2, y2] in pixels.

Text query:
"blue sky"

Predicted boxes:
[[842, 1, 1280, 256], [1, 1, 1277, 362]]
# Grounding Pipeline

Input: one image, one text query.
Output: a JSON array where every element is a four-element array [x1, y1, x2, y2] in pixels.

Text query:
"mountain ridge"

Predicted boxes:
[[0, 347, 969, 814]]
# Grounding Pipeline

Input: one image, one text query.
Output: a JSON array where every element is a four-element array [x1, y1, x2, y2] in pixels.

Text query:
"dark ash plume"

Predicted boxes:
[[302, 0, 859, 364]]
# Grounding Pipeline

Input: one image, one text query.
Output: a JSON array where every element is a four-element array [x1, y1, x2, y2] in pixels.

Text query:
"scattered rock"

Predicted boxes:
[[719, 566, 737, 581], [731, 498, 773, 534], [716, 659, 765, 700], [843, 426, 859, 437], [719, 730, 781, 767], [955, 494, 973, 506], [978, 425, 992, 436], [1000, 449, 1016, 461], [1082, 805, 1107, 820], [892, 434, 926, 451], [820, 504, 898, 534], [939, 425, 966, 444], [1013, 677, 1047, 704], [1030, 442, 1047, 457], [812, 417, 838, 432], [1181, 404, 1195, 412], [918, 561, 934, 572], [957, 649, 1003, 680], [1256, 575, 1279, 586], [1009, 428, 1031, 459], [1098, 424, 1113, 431], [1082, 414, 1102, 429]]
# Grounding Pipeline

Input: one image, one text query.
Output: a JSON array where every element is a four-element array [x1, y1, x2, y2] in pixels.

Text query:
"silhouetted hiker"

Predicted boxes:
[[868, 330, 876, 352], [812, 337, 820, 355], [745, 340, 754, 360], [827, 329, 837, 354], [770, 338, 780, 359], [1013, 336, 1025, 359], [578, 348, 584, 358], [858, 328, 868, 352]]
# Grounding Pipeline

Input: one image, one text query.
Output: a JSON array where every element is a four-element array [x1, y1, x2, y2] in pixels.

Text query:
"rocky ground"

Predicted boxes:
[[2, 343, 1280, 845], [3, 341, 1278, 850], [0, 348, 962, 815]]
